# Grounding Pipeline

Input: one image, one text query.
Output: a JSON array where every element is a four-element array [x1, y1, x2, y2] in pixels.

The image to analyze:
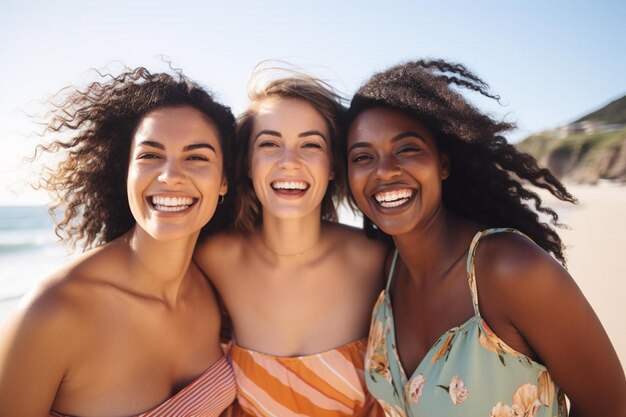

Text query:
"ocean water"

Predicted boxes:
[[0, 203, 363, 302], [0, 205, 73, 301]]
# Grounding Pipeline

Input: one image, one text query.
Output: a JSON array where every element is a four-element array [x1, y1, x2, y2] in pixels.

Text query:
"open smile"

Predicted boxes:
[[148, 195, 198, 212], [270, 180, 310, 195], [373, 188, 415, 209]]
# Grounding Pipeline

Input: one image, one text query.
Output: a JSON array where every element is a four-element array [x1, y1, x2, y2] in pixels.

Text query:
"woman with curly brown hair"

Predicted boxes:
[[0, 67, 237, 416], [194, 70, 387, 416], [346, 59, 625, 416]]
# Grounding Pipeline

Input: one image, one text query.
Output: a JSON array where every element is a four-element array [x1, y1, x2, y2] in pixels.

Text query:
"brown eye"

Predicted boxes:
[[187, 155, 209, 161], [138, 152, 161, 159], [351, 153, 373, 163], [302, 142, 323, 149], [258, 141, 279, 148], [398, 146, 421, 154]]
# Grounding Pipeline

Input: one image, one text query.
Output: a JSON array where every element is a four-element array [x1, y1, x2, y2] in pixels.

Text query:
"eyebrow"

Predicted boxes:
[[254, 129, 328, 142], [348, 131, 425, 153], [254, 130, 280, 140], [299, 130, 327, 141], [183, 143, 217, 153], [136, 140, 216, 153]]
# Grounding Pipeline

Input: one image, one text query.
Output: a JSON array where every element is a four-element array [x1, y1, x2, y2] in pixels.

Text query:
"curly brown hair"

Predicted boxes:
[[346, 59, 576, 265], [233, 71, 348, 232], [36, 66, 236, 250]]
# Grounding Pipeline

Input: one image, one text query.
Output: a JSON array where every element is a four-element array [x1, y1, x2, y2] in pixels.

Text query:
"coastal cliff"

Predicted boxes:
[[516, 95, 626, 184]]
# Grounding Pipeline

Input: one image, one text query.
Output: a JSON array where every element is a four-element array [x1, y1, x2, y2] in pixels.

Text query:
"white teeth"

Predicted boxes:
[[150, 196, 195, 212], [379, 199, 408, 208], [374, 189, 413, 203], [271, 181, 308, 190]]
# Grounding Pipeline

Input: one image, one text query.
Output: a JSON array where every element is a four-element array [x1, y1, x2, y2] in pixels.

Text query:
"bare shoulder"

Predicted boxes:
[[0, 245, 125, 413], [0, 255, 99, 379], [324, 222, 390, 258], [473, 230, 571, 294], [472, 230, 626, 415], [323, 222, 389, 280], [194, 230, 247, 283], [8, 249, 112, 341], [195, 230, 245, 259]]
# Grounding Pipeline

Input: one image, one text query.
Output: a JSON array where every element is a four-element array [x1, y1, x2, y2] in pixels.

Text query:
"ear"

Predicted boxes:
[[329, 170, 335, 181], [440, 153, 450, 180], [220, 176, 228, 196]]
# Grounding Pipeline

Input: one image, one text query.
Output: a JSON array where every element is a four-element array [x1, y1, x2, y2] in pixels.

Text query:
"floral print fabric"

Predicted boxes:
[[365, 228, 567, 417]]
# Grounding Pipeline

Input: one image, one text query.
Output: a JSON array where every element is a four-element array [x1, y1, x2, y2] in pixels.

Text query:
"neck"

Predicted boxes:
[[123, 226, 199, 306], [392, 205, 468, 285], [259, 208, 322, 261]]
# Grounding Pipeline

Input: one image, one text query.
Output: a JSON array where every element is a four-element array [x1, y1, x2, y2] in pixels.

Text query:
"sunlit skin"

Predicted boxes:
[[195, 97, 387, 358], [347, 107, 626, 417], [0, 106, 228, 417], [128, 107, 227, 242], [347, 107, 449, 238], [249, 98, 333, 225]]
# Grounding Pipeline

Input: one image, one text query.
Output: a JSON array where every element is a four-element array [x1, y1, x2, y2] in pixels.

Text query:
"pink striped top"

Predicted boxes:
[[49, 354, 236, 417]]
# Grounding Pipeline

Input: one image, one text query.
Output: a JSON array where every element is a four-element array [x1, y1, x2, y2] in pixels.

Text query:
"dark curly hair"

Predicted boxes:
[[233, 71, 348, 232], [346, 59, 576, 265], [36, 66, 236, 250]]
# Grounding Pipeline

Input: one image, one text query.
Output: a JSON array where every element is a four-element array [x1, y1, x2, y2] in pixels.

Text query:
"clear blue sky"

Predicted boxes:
[[1, 0, 624, 203]]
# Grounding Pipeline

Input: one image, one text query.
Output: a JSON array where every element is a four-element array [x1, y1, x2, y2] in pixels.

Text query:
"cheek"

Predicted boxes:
[[125, 165, 142, 194], [249, 162, 264, 189], [249, 153, 267, 179], [347, 164, 365, 189], [318, 155, 332, 176], [248, 159, 269, 197], [348, 170, 370, 207]]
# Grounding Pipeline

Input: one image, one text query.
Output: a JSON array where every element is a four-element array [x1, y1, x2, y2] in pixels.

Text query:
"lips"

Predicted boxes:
[[149, 195, 198, 212], [373, 188, 414, 208]]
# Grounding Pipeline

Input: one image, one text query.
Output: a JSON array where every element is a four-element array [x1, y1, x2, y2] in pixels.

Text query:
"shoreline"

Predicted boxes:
[[1, 184, 624, 371]]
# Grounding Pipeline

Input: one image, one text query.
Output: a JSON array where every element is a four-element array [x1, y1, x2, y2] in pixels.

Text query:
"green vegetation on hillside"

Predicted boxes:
[[515, 93, 626, 183], [517, 128, 626, 156], [574, 94, 626, 125]]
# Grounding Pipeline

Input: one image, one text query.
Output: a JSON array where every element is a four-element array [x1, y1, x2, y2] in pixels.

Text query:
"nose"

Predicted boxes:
[[157, 159, 186, 185], [375, 155, 401, 180], [277, 147, 299, 169]]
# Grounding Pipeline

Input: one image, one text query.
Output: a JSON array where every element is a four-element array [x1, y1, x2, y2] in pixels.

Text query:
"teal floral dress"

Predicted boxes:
[[365, 228, 568, 417]]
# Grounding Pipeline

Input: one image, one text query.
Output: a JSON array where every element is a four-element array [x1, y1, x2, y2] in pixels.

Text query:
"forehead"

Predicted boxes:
[[133, 106, 221, 149], [252, 98, 328, 132], [348, 107, 434, 145]]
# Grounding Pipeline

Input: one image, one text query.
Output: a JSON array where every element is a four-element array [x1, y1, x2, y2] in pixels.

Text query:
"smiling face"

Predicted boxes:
[[347, 107, 449, 237], [127, 106, 227, 242], [248, 98, 333, 222]]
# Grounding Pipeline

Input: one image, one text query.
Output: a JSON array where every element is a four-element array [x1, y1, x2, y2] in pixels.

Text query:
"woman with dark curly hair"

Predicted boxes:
[[0, 67, 237, 416], [345, 59, 626, 416], [194, 70, 387, 416]]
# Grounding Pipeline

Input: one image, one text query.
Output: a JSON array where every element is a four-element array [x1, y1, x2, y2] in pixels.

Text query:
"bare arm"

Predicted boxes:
[[477, 235, 626, 417], [0, 290, 77, 416]]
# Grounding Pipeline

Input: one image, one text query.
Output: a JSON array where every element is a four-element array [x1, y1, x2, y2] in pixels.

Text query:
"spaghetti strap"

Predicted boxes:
[[364, 226, 565, 416], [385, 249, 400, 292], [466, 228, 534, 317]]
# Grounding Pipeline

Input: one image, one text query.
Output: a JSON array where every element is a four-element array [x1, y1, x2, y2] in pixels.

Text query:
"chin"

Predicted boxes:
[[371, 219, 417, 238], [264, 204, 322, 220], [143, 225, 199, 242]]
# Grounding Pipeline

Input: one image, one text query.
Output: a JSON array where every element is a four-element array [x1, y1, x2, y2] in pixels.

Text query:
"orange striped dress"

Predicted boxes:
[[49, 355, 236, 417], [229, 339, 384, 417]]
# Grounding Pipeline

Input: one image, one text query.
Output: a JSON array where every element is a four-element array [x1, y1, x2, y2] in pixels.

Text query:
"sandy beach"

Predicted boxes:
[[0, 184, 625, 371], [539, 183, 626, 370]]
